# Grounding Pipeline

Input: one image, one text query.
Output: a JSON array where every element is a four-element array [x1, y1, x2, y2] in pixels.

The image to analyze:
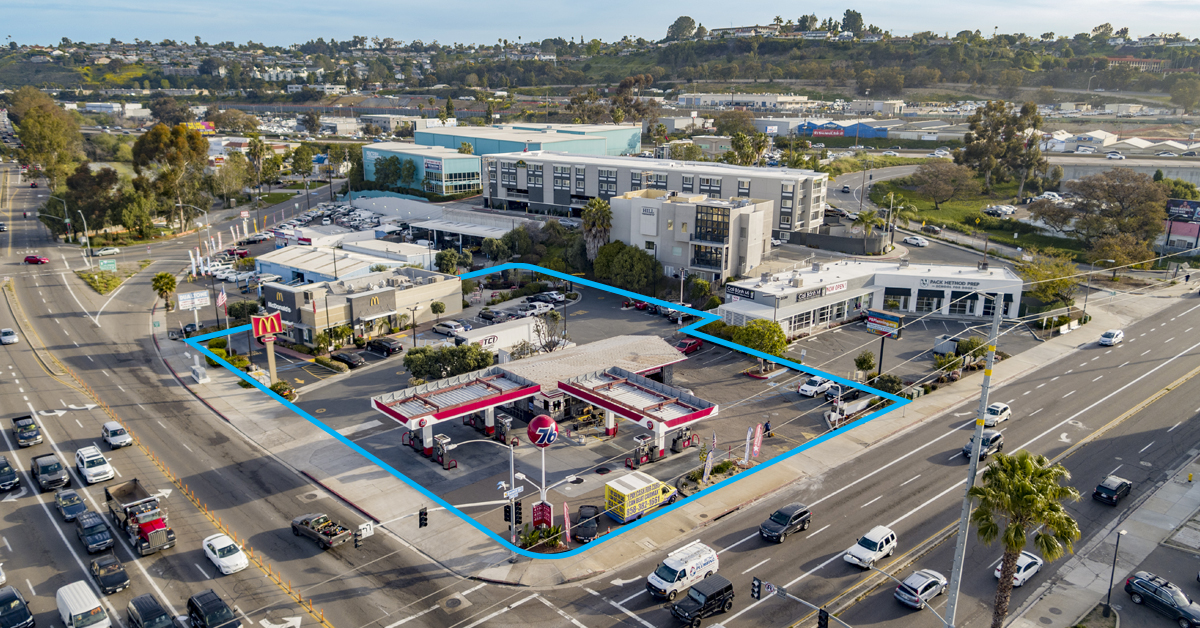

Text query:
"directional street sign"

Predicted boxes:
[[503, 486, 525, 500], [98, 259, 116, 272], [775, 585, 788, 599]]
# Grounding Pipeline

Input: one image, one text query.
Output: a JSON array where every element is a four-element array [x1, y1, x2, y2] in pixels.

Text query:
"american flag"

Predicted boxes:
[[217, 287, 227, 312]]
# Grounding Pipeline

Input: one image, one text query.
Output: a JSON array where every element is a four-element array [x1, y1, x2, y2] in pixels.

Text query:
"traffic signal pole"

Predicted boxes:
[[750, 577, 852, 628], [944, 298, 1004, 627]]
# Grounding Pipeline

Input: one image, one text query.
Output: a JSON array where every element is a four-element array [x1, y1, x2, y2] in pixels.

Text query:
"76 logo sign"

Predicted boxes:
[[533, 426, 558, 446]]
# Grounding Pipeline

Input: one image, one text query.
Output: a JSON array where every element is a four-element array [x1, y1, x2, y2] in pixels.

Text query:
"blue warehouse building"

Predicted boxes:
[[361, 143, 482, 195], [414, 123, 642, 157]]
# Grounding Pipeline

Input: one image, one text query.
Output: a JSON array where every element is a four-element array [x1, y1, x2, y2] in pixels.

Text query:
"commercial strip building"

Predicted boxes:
[[361, 143, 483, 195], [263, 266, 462, 347], [677, 93, 809, 110], [408, 219, 513, 252], [610, 189, 772, 283], [414, 123, 642, 157], [339, 240, 437, 269], [370, 335, 712, 456], [716, 260, 1023, 339], [847, 100, 907, 116], [481, 150, 828, 240], [255, 245, 424, 284]]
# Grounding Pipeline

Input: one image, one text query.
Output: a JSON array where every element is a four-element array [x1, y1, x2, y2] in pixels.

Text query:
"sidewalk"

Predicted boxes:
[[148, 279, 1199, 588], [1010, 456, 1200, 628]]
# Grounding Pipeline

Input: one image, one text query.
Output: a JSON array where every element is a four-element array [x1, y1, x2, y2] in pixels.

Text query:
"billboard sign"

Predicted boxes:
[[178, 291, 211, 311], [725, 285, 756, 300], [1167, 199, 1200, 221], [183, 121, 216, 136], [865, 309, 903, 339], [765, 125, 779, 134], [423, 158, 442, 172], [812, 128, 845, 137]]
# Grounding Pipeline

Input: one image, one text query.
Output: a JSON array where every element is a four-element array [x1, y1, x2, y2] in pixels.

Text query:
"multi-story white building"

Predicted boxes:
[[609, 189, 773, 283], [286, 83, 347, 95], [481, 151, 828, 241]]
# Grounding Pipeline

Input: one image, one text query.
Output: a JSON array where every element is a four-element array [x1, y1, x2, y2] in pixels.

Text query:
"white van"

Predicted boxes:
[[646, 540, 719, 600], [56, 581, 111, 628]]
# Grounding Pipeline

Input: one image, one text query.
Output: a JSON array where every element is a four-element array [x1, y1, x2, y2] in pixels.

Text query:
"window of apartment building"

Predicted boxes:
[[694, 205, 730, 243], [673, 246, 683, 257], [782, 183, 794, 193], [738, 179, 750, 190], [691, 244, 724, 270], [699, 177, 720, 187], [667, 219, 674, 231], [575, 166, 585, 178], [781, 199, 793, 209], [682, 175, 694, 191], [652, 173, 667, 187], [681, 222, 688, 234], [598, 168, 616, 179], [645, 241, 655, 250], [780, 215, 792, 226], [553, 165, 569, 175], [739, 227, 747, 239]]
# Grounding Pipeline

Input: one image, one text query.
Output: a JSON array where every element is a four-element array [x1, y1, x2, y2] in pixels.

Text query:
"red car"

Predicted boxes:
[[675, 339, 703, 355], [24, 255, 49, 265], [224, 248, 250, 258]]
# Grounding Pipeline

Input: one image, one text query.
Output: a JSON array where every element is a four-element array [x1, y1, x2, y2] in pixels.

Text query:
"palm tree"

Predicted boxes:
[[750, 132, 771, 166], [152, 272, 177, 310], [581, 197, 613, 261], [314, 332, 332, 356], [970, 450, 1081, 628], [246, 135, 267, 201], [852, 210, 883, 237]]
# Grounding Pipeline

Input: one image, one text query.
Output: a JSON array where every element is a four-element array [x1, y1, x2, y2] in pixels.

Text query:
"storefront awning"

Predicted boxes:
[[951, 291, 979, 302], [917, 289, 944, 299], [884, 287, 911, 296], [987, 292, 1014, 303], [359, 310, 397, 322]]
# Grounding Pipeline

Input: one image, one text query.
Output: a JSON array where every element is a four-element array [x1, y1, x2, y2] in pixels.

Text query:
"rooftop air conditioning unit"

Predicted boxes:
[[812, 263, 824, 272], [791, 277, 803, 288], [977, 261, 989, 272]]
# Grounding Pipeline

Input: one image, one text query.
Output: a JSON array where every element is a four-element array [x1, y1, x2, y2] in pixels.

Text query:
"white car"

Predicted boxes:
[[844, 525, 897, 568], [925, 152, 943, 158], [432, 321, 465, 336], [1099, 329, 1124, 346], [880, 151, 900, 157], [0, 328, 17, 345], [902, 236, 929, 247], [797, 376, 833, 397], [771, 238, 783, 246], [202, 533, 250, 575], [541, 291, 566, 303], [1106, 153, 1125, 160], [74, 446, 115, 484], [995, 551, 1043, 587], [95, 247, 119, 257], [984, 402, 1012, 427], [1157, 151, 1178, 157]]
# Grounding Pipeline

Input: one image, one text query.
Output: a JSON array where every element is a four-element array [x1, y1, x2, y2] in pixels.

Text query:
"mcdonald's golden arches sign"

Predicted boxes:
[[251, 312, 284, 337]]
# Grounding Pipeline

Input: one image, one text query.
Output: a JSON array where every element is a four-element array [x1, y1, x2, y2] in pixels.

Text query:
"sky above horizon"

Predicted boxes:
[[6, 1, 1195, 48]]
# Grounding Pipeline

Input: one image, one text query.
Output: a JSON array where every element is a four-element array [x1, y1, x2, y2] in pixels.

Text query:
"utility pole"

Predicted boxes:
[[944, 296, 1004, 627]]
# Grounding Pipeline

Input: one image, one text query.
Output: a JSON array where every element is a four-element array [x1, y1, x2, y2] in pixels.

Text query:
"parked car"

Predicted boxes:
[[541, 291, 566, 303], [75, 446, 115, 484], [75, 510, 114, 553], [127, 594, 172, 628], [983, 207, 1006, 217], [1183, 151, 1198, 157], [479, 309, 514, 323], [527, 293, 557, 304], [902, 236, 929, 247], [996, 551, 1044, 587], [90, 554, 130, 594], [187, 590, 242, 628], [365, 338, 404, 356], [758, 503, 812, 542], [797, 376, 833, 397], [1099, 329, 1124, 346], [516, 302, 552, 318], [1, 328, 20, 345], [331, 352, 367, 369], [432, 321, 465, 336], [23, 255, 49, 264], [31, 453, 69, 491], [675, 339, 703, 355], [0, 455, 19, 492], [572, 504, 601, 543], [1093, 475, 1132, 505], [894, 569, 948, 610], [984, 402, 1012, 427], [202, 534, 249, 575], [844, 525, 897, 568], [55, 489, 87, 521], [824, 384, 863, 404], [102, 421, 133, 449], [963, 429, 1004, 460], [454, 319, 474, 331], [881, 151, 900, 157], [1125, 571, 1200, 625]]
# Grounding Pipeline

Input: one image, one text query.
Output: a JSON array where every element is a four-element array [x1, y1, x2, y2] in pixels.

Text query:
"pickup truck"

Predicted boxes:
[[291, 513, 351, 549], [105, 479, 177, 555]]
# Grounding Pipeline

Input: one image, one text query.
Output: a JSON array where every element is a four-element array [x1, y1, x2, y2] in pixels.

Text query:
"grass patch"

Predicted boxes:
[[139, 259, 153, 270], [283, 181, 326, 190], [75, 270, 123, 295], [825, 155, 938, 178], [257, 192, 295, 206]]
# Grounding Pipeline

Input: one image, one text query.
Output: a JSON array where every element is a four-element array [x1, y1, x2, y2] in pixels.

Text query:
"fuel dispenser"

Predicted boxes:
[[433, 434, 457, 470], [626, 434, 658, 469], [401, 429, 424, 454], [493, 414, 512, 444], [671, 426, 697, 454]]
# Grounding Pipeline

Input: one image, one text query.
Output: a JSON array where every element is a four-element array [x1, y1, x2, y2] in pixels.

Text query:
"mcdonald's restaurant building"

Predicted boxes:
[[262, 266, 462, 347], [716, 259, 1023, 339]]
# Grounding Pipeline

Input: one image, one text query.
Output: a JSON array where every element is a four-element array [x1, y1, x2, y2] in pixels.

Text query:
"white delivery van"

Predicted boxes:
[[56, 581, 111, 628], [645, 540, 719, 600]]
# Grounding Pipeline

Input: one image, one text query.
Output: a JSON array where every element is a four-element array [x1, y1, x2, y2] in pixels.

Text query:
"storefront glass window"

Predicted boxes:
[[916, 295, 941, 313], [817, 305, 833, 324], [949, 299, 973, 315]]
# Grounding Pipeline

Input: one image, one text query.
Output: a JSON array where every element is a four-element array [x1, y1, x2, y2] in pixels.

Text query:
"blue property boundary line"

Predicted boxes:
[[184, 263, 908, 559]]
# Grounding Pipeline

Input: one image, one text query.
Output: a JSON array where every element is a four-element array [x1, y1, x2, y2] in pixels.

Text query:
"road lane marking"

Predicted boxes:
[[1063, 391, 1075, 398], [1037, 383, 1046, 388], [1051, 377, 1059, 382], [719, 532, 758, 554], [900, 475, 921, 486], [1030, 408, 1043, 416], [1170, 422, 1182, 432], [383, 607, 437, 628], [182, 443, 193, 453], [194, 563, 212, 579], [619, 590, 646, 605], [586, 588, 654, 628], [1140, 441, 1155, 454], [1023, 391, 1031, 395], [75, 419, 82, 428], [461, 595, 538, 628], [1119, 362, 1129, 368], [888, 479, 967, 529], [808, 524, 830, 538], [861, 496, 883, 508], [534, 595, 587, 628], [1111, 465, 1123, 475], [1167, 338, 1176, 344], [25, 579, 33, 595], [1093, 376, 1104, 382], [743, 558, 771, 574], [948, 452, 963, 460], [1142, 350, 1152, 356], [728, 553, 846, 621]]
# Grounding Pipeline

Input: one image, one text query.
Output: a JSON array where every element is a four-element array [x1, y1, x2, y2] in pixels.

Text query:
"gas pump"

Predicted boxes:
[[433, 434, 457, 470], [493, 414, 512, 444], [626, 434, 655, 469], [671, 426, 696, 454], [463, 413, 487, 434], [401, 429, 423, 453]]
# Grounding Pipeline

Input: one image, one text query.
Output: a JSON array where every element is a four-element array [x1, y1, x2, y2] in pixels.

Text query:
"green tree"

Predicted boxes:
[[713, 110, 756, 136], [873, 373, 904, 394], [1170, 76, 1200, 113], [457, 142, 474, 155], [970, 451, 1080, 628], [246, 134, 268, 192], [152, 272, 177, 309], [212, 151, 250, 208], [373, 155, 402, 188], [314, 332, 332, 356], [852, 209, 883, 237], [290, 144, 315, 189], [1068, 168, 1167, 246], [148, 96, 191, 126], [912, 162, 980, 210], [63, 162, 121, 237], [1089, 233, 1153, 278], [731, 319, 787, 359], [1016, 248, 1080, 304], [435, 249, 460, 273], [399, 158, 418, 188], [430, 301, 446, 322], [481, 237, 511, 262], [17, 103, 82, 192], [581, 197, 613, 261], [841, 9, 864, 34], [300, 111, 322, 134], [1161, 177, 1200, 200], [957, 100, 1015, 189], [131, 123, 210, 229], [666, 16, 697, 41], [403, 344, 494, 380], [119, 191, 156, 238], [670, 142, 704, 161], [854, 350, 876, 372], [996, 69, 1024, 99]]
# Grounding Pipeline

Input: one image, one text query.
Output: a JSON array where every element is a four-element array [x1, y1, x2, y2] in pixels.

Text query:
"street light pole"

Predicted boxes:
[[1083, 259, 1115, 317], [448, 438, 519, 551], [1105, 529, 1128, 617], [47, 195, 69, 241], [76, 210, 92, 259]]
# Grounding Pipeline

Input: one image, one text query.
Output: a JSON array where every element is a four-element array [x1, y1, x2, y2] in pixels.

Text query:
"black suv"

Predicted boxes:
[[76, 510, 115, 553], [1125, 571, 1200, 626], [1094, 475, 1132, 505], [0, 586, 34, 628], [188, 590, 242, 628], [671, 574, 735, 626], [962, 430, 1004, 461], [128, 594, 173, 628], [824, 384, 863, 404], [0, 455, 19, 491], [759, 503, 812, 543], [366, 337, 404, 356], [31, 453, 69, 491]]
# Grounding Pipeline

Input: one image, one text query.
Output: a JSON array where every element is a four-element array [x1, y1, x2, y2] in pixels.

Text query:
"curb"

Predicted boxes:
[[299, 470, 381, 523]]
